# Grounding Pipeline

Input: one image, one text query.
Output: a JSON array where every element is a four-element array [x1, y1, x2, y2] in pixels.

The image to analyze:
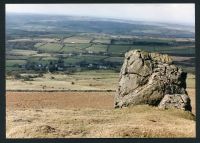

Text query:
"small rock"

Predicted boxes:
[[158, 94, 191, 111]]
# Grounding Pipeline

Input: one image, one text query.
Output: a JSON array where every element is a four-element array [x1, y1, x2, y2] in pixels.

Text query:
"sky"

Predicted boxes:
[[6, 4, 195, 25]]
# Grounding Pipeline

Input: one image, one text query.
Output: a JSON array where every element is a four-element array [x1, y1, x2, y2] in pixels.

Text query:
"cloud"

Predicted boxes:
[[6, 4, 195, 25]]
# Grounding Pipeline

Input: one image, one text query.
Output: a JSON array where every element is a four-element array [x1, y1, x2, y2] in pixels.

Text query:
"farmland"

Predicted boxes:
[[6, 13, 195, 75], [36, 43, 62, 53], [6, 36, 195, 74]]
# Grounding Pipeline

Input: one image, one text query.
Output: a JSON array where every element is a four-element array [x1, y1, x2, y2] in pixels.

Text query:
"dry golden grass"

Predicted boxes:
[[187, 88, 195, 115], [6, 71, 118, 91], [6, 105, 195, 138], [6, 88, 196, 138], [6, 71, 195, 91], [6, 72, 196, 138]]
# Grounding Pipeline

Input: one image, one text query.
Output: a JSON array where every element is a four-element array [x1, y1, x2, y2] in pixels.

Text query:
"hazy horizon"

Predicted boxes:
[[6, 4, 195, 26]]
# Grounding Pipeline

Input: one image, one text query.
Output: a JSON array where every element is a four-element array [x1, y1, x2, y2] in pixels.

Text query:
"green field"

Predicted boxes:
[[27, 56, 58, 65], [63, 55, 108, 65], [34, 43, 45, 48], [41, 57, 58, 61], [7, 49, 38, 56], [85, 44, 108, 53], [104, 57, 123, 63], [64, 36, 92, 43], [37, 43, 62, 53], [6, 55, 28, 60], [6, 60, 27, 67], [62, 43, 91, 53], [160, 46, 195, 55], [92, 38, 111, 44], [108, 45, 131, 54]]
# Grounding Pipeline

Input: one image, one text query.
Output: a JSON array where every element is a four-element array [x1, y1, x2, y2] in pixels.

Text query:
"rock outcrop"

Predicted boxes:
[[114, 50, 192, 111]]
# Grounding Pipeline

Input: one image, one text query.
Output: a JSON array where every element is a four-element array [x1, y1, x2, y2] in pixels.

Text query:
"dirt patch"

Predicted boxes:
[[6, 91, 114, 110], [6, 89, 195, 114]]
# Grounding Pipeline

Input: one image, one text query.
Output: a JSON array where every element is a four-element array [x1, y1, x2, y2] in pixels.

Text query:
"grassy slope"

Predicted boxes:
[[6, 70, 118, 91], [6, 70, 196, 138], [6, 105, 195, 138]]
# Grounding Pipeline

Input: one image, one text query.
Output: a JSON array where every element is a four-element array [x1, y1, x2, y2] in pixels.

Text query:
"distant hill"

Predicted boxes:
[[6, 13, 195, 38]]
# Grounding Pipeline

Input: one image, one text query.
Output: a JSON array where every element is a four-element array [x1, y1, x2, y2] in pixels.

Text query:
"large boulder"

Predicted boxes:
[[114, 50, 192, 111]]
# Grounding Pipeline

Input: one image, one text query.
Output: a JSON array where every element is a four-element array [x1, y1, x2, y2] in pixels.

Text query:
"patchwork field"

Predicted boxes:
[[6, 33, 195, 74]]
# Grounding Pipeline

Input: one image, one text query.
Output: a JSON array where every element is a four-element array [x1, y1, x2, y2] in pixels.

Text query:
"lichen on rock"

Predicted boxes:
[[114, 49, 191, 111]]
